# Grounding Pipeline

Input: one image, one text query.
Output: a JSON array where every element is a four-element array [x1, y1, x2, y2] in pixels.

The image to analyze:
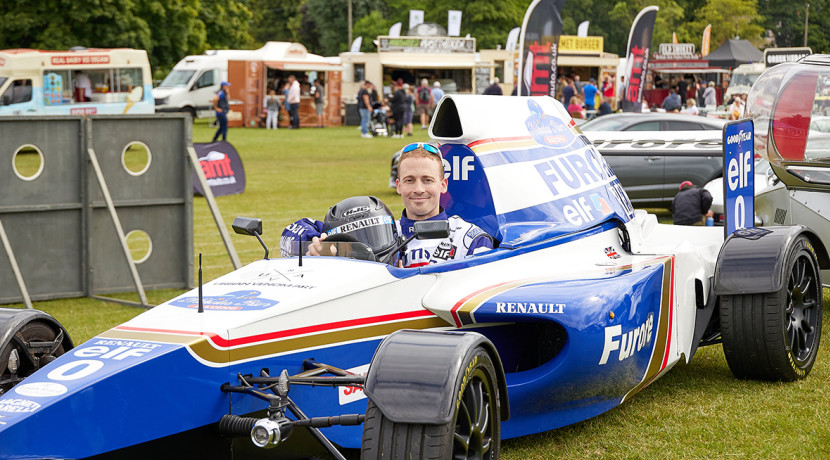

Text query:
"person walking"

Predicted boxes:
[[389, 79, 407, 138], [287, 75, 301, 129], [211, 81, 231, 142], [403, 84, 414, 137], [312, 78, 325, 127], [432, 81, 445, 103], [483, 77, 503, 95], [263, 89, 281, 130], [358, 81, 373, 138], [672, 181, 714, 225], [703, 81, 717, 108], [416, 79, 433, 130]]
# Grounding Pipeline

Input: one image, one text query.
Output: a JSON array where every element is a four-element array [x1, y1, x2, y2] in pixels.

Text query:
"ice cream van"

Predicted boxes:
[[0, 47, 154, 116]]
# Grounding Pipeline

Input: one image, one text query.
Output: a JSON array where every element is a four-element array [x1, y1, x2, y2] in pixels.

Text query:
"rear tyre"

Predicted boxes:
[[0, 321, 67, 393], [361, 347, 500, 459], [720, 236, 823, 381]]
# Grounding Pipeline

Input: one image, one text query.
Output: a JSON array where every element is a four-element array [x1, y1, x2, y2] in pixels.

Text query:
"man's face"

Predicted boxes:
[[396, 156, 447, 220]]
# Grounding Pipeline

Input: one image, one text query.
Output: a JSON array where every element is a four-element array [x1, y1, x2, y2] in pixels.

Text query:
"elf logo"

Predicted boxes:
[[442, 156, 476, 181], [599, 313, 654, 365]]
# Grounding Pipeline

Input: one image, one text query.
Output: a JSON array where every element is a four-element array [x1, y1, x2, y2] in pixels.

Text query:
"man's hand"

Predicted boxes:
[[307, 233, 337, 256]]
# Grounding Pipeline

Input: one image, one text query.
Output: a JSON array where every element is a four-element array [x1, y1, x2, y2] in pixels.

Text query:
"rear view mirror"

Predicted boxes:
[[232, 217, 269, 259], [413, 220, 450, 240], [232, 217, 263, 236]]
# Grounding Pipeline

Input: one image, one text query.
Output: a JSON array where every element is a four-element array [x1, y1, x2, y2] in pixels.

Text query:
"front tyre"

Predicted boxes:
[[720, 236, 823, 381], [361, 347, 500, 459]]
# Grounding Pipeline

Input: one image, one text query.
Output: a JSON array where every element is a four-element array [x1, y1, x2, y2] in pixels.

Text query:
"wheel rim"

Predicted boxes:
[[453, 368, 494, 460], [786, 253, 820, 364]]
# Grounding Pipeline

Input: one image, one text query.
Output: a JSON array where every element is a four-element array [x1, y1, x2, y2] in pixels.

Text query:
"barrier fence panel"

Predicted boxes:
[[0, 117, 86, 304], [0, 115, 194, 306], [87, 116, 193, 296]]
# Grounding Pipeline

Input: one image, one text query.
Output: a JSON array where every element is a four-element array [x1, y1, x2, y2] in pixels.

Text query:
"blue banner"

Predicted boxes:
[[193, 141, 246, 196], [722, 119, 755, 237]]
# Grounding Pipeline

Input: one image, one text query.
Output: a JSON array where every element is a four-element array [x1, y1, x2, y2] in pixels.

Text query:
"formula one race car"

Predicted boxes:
[[0, 89, 827, 459]]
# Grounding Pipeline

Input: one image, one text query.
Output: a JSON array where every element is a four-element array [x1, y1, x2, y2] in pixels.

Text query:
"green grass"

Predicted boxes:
[[4, 120, 830, 458]]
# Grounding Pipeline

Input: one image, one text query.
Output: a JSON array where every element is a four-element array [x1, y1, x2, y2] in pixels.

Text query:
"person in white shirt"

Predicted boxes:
[[682, 98, 699, 116], [287, 75, 301, 129], [73, 71, 92, 102]]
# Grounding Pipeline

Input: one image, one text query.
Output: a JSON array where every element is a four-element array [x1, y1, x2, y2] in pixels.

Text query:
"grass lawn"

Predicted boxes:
[[4, 120, 829, 458]]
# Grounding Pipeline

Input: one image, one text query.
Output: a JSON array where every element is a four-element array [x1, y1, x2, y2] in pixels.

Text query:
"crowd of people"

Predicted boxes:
[[356, 78, 446, 139]]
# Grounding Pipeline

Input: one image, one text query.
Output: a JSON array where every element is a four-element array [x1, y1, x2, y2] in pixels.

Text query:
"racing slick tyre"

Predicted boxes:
[[720, 236, 823, 381], [360, 347, 500, 459], [0, 321, 68, 393]]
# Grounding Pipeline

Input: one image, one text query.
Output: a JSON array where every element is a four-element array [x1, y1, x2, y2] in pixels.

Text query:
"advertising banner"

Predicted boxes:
[[518, 0, 567, 97], [193, 141, 246, 197], [764, 47, 812, 66], [409, 10, 424, 30], [723, 119, 754, 237], [448, 10, 462, 36], [621, 6, 659, 112], [701, 24, 711, 56]]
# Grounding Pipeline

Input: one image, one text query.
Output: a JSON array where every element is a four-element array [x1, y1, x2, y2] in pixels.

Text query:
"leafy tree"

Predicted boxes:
[[137, 0, 206, 70], [248, 0, 307, 46], [759, 0, 828, 52], [0, 0, 151, 52], [688, 0, 765, 48], [199, 0, 255, 50]]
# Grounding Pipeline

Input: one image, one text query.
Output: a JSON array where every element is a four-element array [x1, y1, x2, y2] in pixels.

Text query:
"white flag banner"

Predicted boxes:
[[577, 21, 589, 37], [350, 36, 363, 53], [506, 27, 520, 51], [448, 10, 462, 36], [389, 22, 402, 37], [409, 10, 424, 30]]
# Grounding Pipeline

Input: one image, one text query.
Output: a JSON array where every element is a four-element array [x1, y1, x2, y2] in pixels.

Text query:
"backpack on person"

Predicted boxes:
[[418, 87, 430, 104]]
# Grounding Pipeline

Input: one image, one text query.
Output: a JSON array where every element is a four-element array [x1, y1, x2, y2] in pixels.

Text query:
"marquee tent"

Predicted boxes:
[[706, 39, 763, 69]]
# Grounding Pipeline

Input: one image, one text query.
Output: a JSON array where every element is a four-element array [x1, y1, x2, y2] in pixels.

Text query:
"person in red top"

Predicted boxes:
[[601, 74, 614, 98]]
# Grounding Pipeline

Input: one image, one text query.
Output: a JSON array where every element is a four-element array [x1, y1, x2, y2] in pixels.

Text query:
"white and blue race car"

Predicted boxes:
[[0, 91, 825, 459]]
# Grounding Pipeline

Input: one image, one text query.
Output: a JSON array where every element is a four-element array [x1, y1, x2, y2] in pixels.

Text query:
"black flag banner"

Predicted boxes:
[[518, 0, 566, 97], [621, 6, 658, 112]]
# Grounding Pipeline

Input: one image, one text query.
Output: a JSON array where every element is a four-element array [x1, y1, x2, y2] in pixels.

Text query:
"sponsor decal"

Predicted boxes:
[[0, 399, 41, 413], [343, 206, 370, 218], [442, 155, 476, 181], [599, 313, 654, 364], [730, 227, 771, 240], [51, 55, 110, 65], [70, 107, 97, 115], [495, 301, 564, 314], [432, 242, 456, 261], [169, 290, 278, 311], [327, 215, 393, 235], [338, 364, 370, 405], [525, 99, 577, 148], [193, 141, 246, 197], [14, 382, 68, 397], [200, 151, 236, 185], [605, 247, 620, 259]]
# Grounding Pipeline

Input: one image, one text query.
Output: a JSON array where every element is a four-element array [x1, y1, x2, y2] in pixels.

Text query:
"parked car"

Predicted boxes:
[[584, 131, 724, 208], [580, 112, 726, 132]]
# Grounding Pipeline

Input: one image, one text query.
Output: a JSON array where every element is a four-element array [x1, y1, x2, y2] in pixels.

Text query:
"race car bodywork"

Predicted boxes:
[[0, 94, 825, 459]]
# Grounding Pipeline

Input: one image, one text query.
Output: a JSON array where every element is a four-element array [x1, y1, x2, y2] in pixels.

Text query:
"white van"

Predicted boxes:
[[153, 54, 232, 119], [724, 63, 765, 100], [0, 47, 153, 116]]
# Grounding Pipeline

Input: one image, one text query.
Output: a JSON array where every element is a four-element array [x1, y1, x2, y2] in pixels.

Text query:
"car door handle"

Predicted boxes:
[[644, 156, 661, 162]]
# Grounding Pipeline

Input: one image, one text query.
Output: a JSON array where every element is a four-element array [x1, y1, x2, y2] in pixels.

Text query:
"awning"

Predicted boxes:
[[558, 55, 620, 67], [652, 67, 730, 74], [379, 59, 476, 69], [264, 61, 341, 72]]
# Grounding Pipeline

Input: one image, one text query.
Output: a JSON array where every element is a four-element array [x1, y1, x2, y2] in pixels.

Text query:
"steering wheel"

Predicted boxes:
[[320, 233, 377, 262]]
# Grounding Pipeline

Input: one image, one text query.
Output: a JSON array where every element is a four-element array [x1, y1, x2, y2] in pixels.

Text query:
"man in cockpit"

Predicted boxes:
[[281, 143, 494, 267]]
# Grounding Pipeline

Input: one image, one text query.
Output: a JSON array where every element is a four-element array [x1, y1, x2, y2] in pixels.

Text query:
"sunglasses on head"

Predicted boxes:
[[401, 142, 440, 156]]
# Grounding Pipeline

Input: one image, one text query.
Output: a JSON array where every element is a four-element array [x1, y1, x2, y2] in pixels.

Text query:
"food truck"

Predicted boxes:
[[0, 47, 153, 116], [221, 42, 342, 128]]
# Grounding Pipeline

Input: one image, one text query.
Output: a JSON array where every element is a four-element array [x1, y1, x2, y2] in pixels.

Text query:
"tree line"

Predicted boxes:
[[1, 0, 824, 73]]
